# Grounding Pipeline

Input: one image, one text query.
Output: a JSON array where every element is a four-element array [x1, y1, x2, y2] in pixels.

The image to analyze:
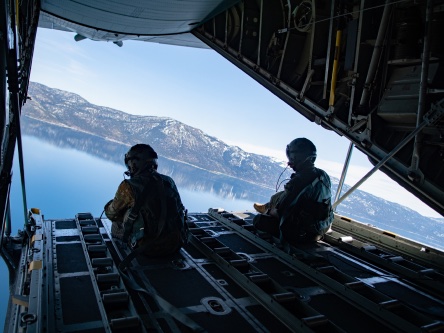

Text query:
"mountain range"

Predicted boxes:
[[21, 82, 444, 249]]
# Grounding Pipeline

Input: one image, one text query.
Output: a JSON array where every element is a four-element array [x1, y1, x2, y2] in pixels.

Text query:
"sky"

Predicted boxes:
[[26, 27, 442, 218]]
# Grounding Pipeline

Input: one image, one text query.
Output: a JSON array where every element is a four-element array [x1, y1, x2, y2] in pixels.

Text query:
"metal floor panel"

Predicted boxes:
[[215, 233, 266, 254], [246, 305, 293, 333], [373, 281, 444, 320], [185, 309, 261, 333], [59, 275, 102, 325], [56, 243, 88, 273], [206, 209, 444, 332], [308, 293, 393, 333], [137, 264, 223, 308], [252, 257, 318, 288], [108, 221, 273, 332], [201, 263, 250, 298], [9, 210, 444, 333]]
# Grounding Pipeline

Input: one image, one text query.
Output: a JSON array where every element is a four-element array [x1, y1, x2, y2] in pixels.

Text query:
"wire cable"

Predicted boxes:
[[278, 0, 411, 34], [275, 164, 290, 192]]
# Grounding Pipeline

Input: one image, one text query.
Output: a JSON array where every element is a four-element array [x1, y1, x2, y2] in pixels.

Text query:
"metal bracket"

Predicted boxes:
[[425, 98, 444, 124], [297, 69, 314, 101], [347, 118, 367, 133]]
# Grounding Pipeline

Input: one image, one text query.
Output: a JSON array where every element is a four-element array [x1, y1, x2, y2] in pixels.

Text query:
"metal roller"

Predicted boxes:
[[272, 292, 296, 303], [213, 247, 231, 255], [96, 273, 120, 285], [302, 315, 329, 328], [249, 274, 270, 284], [79, 219, 96, 226], [81, 226, 99, 234], [91, 257, 113, 268], [87, 244, 107, 258], [110, 316, 140, 330], [229, 259, 249, 271], [83, 234, 102, 243], [102, 292, 129, 307]]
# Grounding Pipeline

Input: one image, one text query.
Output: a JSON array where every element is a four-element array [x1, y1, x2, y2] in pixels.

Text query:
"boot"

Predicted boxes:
[[253, 203, 268, 214]]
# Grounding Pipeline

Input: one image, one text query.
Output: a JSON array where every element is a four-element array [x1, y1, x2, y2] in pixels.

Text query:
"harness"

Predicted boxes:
[[123, 172, 167, 248], [117, 173, 202, 332], [280, 169, 333, 242]]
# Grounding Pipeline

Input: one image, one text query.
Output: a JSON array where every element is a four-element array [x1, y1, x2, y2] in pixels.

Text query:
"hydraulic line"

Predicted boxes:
[[323, 0, 335, 100], [16, 116, 29, 228], [0, 0, 20, 240], [358, 0, 392, 108], [0, 201, 8, 248], [411, 0, 433, 173]]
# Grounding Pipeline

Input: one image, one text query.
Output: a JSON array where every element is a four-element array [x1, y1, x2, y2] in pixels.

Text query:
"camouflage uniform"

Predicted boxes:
[[105, 172, 185, 257], [253, 163, 332, 244]]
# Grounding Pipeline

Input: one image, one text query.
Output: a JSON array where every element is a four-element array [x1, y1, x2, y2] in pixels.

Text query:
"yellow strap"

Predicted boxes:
[[12, 295, 29, 307], [329, 29, 342, 106], [31, 234, 43, 246], [30, 208, 41, 214], [28, 260, 42, 273]]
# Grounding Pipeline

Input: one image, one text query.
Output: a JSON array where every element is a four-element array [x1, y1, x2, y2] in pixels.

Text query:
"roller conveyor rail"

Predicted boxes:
[[6, 209, 444, 333], [7, 211, 144, 332], [74, 212, 143, 332], [207, 209, 444, 333]]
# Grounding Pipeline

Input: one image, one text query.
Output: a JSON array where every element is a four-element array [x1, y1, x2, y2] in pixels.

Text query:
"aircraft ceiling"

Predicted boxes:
[[39, 0, 239, 47], [36, 0, 444, 216]]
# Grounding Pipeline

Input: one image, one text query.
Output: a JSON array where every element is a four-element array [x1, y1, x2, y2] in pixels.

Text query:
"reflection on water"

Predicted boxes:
[[3, 137, 442, 329], [22, 116, 280, 205], [0, 136, 259, 329], [10, 136, 258, 227]]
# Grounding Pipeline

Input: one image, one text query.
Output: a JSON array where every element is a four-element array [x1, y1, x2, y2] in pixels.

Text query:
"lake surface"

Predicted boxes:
[[0, 136, 258, 329], [1, 136, 442, 329], [10, 137, 258, 221]]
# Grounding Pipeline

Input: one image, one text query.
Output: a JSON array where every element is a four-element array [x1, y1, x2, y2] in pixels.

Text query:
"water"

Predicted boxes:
[[3, 136, 442, 329], [0, 136, 256, 329], [10, 136, 256, 221]]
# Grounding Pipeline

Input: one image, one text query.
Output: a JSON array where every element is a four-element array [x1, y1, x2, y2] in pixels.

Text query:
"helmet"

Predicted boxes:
[[286, 138, 317, 170], [124, 144, 158, 177]]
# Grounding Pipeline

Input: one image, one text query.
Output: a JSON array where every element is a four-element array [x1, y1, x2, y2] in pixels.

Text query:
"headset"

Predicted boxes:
[[275, 150, 316, 191], [124, 155, 158, 177], [286, 145, 317, 170]]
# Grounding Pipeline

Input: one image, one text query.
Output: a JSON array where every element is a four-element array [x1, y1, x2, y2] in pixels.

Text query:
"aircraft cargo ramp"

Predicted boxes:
[[2, 1, 444, 332], [5, 209, 444, 333]]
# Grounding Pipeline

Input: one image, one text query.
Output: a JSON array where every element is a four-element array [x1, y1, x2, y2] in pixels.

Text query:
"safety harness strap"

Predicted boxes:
[[124, 173, 167, 243], [281, 171, 321, 222], [118, 174, 205, 332], [118, 242, 205, 332]]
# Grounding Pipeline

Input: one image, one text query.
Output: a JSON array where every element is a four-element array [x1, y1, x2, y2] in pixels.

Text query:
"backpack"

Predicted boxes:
[[280, 169, 334, 243], [123, 173, 186, 256]]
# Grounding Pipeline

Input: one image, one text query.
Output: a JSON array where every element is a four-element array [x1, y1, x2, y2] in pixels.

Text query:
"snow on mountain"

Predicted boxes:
[[21, 82, 444, 249]]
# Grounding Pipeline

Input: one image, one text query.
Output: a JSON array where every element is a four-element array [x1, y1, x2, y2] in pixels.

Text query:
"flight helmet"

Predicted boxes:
[[286, 138, 317, 171], [124, 144, 158, 177]]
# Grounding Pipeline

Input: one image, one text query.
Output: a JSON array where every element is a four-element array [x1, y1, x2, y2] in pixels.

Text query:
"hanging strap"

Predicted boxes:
[[118, 174, 205, 332], [118, 249, 205, 332]]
